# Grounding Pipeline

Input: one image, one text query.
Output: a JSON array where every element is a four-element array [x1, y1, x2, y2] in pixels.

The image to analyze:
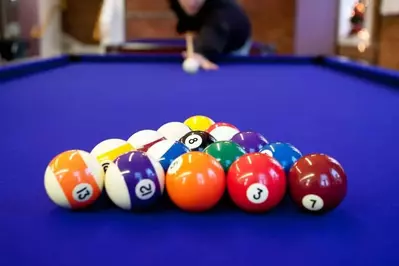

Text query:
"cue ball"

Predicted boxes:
[[44, 150, 104, 209], [288, 153, 347, 213], [182, 58, 200, 73]]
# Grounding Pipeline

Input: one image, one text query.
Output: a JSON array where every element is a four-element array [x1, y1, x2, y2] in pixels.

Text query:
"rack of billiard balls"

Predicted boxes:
[[44, 115, 347, 214]]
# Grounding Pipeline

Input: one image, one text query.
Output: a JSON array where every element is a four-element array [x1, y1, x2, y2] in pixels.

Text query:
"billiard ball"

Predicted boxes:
[[179, 130, 216, 151], [127, 129, 165, 152], [182, 58, 200, 74], [231, 131, 269, 153], [147, 139, 190, 172], [105, 151, 165, 211], [227, 153, 286, 213], [90, 138, 134, 173], [184, 115, 215, 131], [203, 141, 246, 172], [166, 152, 225, 212], [260, 142, 302, 174], [206, 122, 240, 141], [44, 150, 104, 209], [288, 153, 347, 213], [157, 121, 191, 141]]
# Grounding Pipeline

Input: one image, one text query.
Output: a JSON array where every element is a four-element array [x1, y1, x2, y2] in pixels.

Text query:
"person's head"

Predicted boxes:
[[178, 0, 206, 15]]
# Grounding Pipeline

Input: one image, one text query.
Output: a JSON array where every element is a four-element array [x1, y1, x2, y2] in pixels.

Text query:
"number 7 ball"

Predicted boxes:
[[288, 153, 347, 213]]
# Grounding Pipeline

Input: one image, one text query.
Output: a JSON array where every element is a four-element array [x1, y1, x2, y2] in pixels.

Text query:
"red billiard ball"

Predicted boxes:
[[288, 153, 347, 213], [227, 153, 286, 213]]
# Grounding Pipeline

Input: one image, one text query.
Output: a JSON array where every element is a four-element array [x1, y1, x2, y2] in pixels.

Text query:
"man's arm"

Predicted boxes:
[[168, 0, 196, 34], [194, 11, 229, 60]]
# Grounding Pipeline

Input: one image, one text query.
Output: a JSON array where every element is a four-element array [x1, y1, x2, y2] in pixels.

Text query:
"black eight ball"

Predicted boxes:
[[179, 131, 216, 152]]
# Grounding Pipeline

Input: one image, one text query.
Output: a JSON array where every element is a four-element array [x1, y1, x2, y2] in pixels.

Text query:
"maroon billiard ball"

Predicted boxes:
[[288, 153, 347, 213]]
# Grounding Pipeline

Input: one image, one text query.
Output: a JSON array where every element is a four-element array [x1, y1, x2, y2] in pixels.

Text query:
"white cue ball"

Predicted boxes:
[[182, 58, 200, 74]]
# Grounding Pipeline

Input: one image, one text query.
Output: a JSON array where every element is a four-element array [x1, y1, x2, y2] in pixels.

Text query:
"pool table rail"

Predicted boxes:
[[0, 54, 398, 89]]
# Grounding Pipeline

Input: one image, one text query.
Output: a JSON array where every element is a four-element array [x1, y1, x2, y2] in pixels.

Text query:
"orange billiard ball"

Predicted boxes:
[[165, 152, 225, 212]]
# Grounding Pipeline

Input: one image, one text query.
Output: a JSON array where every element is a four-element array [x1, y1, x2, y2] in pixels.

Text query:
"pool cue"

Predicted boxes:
[[186, 33, 194, 58]]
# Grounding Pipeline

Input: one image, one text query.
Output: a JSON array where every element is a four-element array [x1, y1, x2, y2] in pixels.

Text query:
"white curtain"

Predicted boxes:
[[99, 0, 126, 46], [380, 0, 399, 15]]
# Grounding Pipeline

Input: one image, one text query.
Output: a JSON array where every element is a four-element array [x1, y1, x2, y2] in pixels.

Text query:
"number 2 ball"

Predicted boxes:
[[179, 130, 216, 151], [288, 153, 347, 213], [44, 150, 104, 209], [227, 153, 286, 213], [105, 151, 165, 211]]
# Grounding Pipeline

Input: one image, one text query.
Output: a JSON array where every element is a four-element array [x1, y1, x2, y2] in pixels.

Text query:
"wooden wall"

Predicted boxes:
[[62, 0, 295, 54], [337, 0, 399, 70], [377, 15, 399, 70], [62, 0, 102, 44]]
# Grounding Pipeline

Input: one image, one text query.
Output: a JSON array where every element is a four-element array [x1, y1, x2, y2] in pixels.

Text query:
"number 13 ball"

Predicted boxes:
[[44, 150, 104, 209], [227, 153, 286, 213], [105, 151, 165, 211]]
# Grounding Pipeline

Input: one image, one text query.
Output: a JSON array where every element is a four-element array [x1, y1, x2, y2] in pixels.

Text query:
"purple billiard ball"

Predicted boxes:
[[104, 151, 165, 211], [230, 131, 269, 153], [288, 153, 347, 213]]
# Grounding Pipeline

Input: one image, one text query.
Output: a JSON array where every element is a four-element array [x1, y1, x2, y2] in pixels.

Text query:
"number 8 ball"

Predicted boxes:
[[179, 131, 216, 152]]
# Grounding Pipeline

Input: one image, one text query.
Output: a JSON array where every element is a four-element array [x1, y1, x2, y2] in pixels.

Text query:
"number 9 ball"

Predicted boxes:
[[288, 153, 347, 213], [179, 130, 216, 152]]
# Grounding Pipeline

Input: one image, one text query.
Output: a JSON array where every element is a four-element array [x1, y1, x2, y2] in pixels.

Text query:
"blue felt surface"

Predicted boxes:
[[1, 59, 399, 266]]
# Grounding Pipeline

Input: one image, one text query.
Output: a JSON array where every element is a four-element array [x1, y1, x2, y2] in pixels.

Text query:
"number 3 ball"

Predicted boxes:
[[288, 153, 347, 213], [227, 153, 286, 213], [44, 150, 105, 209], [105, 151, 165, 211], [179, 130, 216, 152]]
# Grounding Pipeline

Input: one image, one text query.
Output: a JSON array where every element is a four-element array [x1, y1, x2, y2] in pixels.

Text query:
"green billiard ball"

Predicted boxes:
[[203, 141, 246, 172]]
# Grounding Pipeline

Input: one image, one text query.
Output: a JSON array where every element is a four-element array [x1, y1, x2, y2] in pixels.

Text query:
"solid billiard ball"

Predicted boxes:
[[90, 138, 134, 173], [206, 122, 240, 141], [260, 142, 302, 174], [182, 58, 200, 73], [227, 153, 286, 213], [203, 141, 246, 172], [166, 152, 225, 212], [105, 151, 165, 211], [288, 153, 347, 213], [44, 150, 104, 209], [147, 139, 190, 172], [179, 130, 216, 151], [127, 129, 165, 152], [231, 131, 269, 153], [157, 121, 191, 141], [184, 115, 215, 131]]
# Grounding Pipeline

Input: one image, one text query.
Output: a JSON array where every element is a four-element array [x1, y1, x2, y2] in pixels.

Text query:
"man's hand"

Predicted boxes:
[[182, 51, 219, 71]]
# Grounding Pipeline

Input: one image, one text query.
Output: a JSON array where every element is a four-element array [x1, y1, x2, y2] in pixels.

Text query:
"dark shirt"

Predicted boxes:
[[168, 0, 251, 60]]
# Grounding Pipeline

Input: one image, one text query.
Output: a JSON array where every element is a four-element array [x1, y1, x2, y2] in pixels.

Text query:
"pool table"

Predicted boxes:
[[1, 54, 399, 266], [105, 38, 275, 56]]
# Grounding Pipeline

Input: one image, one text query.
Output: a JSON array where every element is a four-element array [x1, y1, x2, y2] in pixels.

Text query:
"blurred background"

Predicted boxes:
[[0, 0, 398, 70]]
